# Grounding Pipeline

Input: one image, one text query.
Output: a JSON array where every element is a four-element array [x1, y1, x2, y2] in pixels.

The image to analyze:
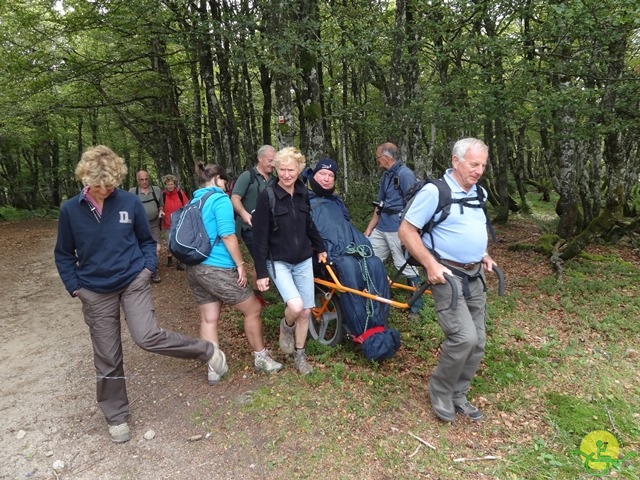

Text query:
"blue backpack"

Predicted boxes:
[[168, 191, 219, 266]]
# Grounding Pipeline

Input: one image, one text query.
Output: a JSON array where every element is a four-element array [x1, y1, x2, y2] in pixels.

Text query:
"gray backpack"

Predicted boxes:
[[168, 191, 219, 266]]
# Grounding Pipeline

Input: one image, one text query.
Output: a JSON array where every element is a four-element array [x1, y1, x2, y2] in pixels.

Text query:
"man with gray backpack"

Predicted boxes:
[[231, 145, 276, 306], [130, 170, 164, 283], [398, 138, 498, 424]]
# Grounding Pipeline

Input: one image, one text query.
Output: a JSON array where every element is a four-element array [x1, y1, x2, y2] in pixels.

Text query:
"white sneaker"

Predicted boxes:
[[108, 423, 131, 443], [254, 349, 283, 373], [208, 361, 229, 386], [207, 343, 227, 375], [279, 318, 295, 354]]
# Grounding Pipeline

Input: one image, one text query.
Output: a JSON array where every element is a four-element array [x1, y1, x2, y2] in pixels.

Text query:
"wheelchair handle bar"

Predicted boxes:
[[492, 265, 505, 296], [407, 273, 458, 311]]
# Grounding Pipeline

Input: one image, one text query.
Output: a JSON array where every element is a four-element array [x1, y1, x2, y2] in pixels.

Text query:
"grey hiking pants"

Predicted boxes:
[[76, 268, 213, 425], [428, 267, 487, 407]]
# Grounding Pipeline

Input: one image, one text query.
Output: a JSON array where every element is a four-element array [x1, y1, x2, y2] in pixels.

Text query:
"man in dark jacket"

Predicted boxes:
[[303, 158, 400, 361]]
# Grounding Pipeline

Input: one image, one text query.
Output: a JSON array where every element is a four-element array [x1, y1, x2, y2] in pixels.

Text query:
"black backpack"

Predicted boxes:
[[264, 186, 277, 230], [168, 191, 220, 266], [400, 177, 495, 260]]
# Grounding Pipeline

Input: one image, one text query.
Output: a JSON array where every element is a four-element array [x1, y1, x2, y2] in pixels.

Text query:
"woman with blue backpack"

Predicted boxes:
[[185, 162, 282, 386]]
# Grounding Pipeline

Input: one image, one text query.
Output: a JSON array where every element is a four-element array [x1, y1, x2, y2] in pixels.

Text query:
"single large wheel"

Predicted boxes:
[[308, 285, 345, 346]]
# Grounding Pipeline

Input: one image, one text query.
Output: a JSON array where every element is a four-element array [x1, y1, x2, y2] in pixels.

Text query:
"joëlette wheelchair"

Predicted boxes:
[[308, 258, 505, 347]]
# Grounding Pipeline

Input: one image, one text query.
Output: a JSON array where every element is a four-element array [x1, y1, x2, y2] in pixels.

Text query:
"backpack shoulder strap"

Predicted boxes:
[[430, 178, 453, 222], [150, 186, 160, 208], [178, 189, 186, 205], [248, 167, 258, 185], [475, 184, 497, 243], [266, 186, 276, 216], [400, 177, 452, 234], [426, 180, 496, 243], [251, 167, 268, 195], [264, 186, 279, 231], [397, 177, 451, 241], [199, 190, 219, 208]]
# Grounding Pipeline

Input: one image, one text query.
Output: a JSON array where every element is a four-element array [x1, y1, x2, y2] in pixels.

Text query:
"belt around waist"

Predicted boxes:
[[441, 259, 481, 271]]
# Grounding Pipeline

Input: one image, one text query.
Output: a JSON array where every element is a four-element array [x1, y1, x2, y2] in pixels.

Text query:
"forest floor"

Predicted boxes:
[[2, 219, 287, 480], [1, 218, 638, 480]]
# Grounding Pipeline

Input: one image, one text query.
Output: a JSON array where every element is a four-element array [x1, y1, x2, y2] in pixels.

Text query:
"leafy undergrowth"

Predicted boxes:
[[147, 214, 640, 479]]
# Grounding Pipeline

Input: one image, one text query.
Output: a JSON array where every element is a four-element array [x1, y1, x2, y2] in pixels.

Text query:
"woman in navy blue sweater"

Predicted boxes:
[[54, 145, 225, 444]]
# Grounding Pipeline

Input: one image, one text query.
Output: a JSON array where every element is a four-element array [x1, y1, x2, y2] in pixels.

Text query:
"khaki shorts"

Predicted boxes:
[[186, 263, 253, 305]]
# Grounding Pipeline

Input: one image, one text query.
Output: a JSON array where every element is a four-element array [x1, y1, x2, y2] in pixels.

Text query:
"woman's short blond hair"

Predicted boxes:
[[162, 174, 178, 184], [75, 145, 128, 187], [274, 146, 305, 175]]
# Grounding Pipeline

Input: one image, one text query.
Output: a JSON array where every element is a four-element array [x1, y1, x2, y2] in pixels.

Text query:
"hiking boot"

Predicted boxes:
[[455, 401, 483, 421], [167, 256, 173, 267], [279, 318, 295, 354], [293, 349, 313, 376], [428, 382, 455, 423], [151, 273, 162, 283], [207, 361, 229, 386], [254, 349, 283, 373], [176, 261, 185, 271], [207, 343, 227, 375], [108, 423, 131, 443]]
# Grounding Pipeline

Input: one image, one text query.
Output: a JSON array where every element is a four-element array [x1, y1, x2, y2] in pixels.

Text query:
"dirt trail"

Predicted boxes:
[[1, 220, 269, 480]]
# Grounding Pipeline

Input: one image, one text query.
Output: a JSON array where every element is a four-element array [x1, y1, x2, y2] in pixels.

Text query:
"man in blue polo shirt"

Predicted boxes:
[[364, 142, 423, 317], [399, 137, 497, 424]]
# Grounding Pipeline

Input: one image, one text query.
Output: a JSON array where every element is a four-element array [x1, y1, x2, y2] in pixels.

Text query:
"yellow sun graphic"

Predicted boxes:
[[578, 430, 620, 472]]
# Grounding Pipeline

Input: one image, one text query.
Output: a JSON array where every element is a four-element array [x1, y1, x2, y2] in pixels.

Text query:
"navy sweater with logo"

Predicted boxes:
[[54, 188, 157, 296]]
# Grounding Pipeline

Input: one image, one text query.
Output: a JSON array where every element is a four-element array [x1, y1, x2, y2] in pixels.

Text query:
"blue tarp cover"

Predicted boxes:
[[309, 188, 400, 361]]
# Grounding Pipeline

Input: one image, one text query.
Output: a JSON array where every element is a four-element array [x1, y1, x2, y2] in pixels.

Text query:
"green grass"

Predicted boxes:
[[0, 206, 59, 220]]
